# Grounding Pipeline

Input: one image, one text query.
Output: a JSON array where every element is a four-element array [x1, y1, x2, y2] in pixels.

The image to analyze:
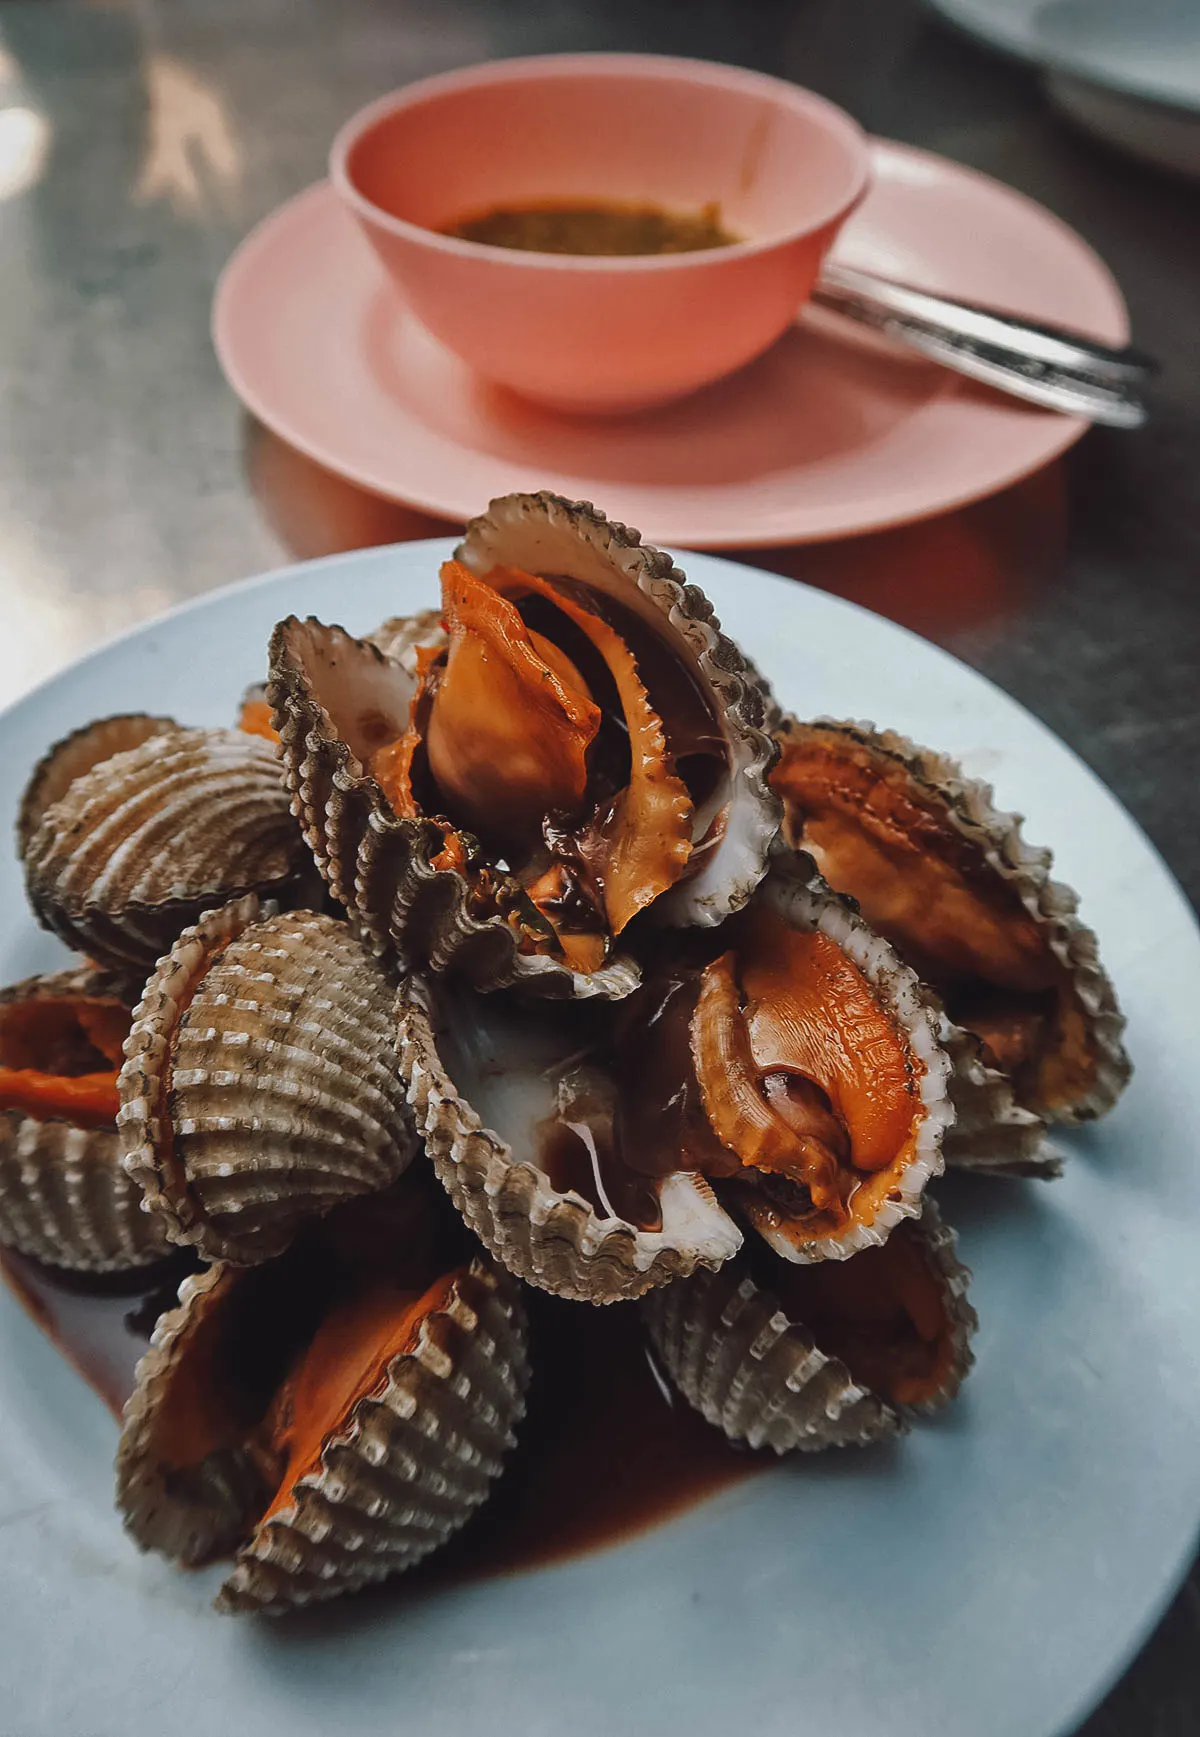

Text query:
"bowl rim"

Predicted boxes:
[[328, 51, 871, 274]]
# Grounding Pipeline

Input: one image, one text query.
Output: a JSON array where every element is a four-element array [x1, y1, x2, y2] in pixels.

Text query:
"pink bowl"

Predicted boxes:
[[330, 54, 870, 414]]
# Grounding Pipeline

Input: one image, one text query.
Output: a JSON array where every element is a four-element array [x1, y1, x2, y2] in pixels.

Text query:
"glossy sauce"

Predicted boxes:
[[1, 1252, 766, 1582], [0, 1247, 196, 1416], [444, 200, 740, 256], [417, 1291, 767, 1585], [541, 1122, 663, 1233]]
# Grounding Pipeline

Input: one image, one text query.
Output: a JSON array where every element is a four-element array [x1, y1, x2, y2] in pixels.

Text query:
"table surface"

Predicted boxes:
[[0, 2, 1197, 1730]]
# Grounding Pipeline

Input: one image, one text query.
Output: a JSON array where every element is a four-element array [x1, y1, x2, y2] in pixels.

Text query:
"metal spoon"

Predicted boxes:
[[811, 261, 1155, 428]]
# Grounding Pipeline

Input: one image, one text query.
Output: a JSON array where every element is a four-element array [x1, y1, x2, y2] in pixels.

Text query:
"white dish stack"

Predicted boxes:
[[926, 0, 1200, 181]]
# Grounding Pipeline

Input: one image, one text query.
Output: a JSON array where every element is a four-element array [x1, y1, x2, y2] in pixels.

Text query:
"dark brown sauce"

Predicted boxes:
[[416, 1291, 767, 1585], [444, 200, 740, 257], [0, 1247, 195, 1417], [613, 966, 735, 1181], [541, 1121, 663, 1232], [1, 1251, 766, 1583]]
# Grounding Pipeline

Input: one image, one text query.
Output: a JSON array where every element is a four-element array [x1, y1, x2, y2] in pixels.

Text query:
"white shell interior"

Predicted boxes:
[[429, 979, 739, 1258], [292, 622, 417, 764]]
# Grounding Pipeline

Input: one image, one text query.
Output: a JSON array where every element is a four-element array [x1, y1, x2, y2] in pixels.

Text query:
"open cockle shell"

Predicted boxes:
[[396, 976, 743, 1304], [0, 966, 172, 1271], [398, 850, 954, 1293], [455, 491, 780, 929], [642, 1197, 976, 1451], [729, 853, 953, 1263], [115, 1250, 530, 1613], [642, 1262, 896, 1453], [118, 896, 417, 1265], [269, 616, 642, 1000], [21, 723, 319, 979], [270, 493, 779, 998], [772, 717, 1130, 1125]]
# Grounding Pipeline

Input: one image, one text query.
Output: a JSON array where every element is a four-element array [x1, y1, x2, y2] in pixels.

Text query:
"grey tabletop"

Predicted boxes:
[[0, 0, 1197, 1730]]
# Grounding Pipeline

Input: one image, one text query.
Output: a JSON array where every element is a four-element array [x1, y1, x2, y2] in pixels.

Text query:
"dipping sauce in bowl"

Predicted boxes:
[[444, 200, 741, 256], [332, 53, 870, 413]]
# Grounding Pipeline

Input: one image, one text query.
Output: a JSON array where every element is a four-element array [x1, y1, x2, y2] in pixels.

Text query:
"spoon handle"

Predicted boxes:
[[812, 262, 1152, 429]]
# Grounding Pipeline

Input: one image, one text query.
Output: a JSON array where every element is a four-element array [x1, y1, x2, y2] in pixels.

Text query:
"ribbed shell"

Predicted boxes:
[[456, 491, 781, 929], [736, 853, 954, 1263], [118, 896, 416, 1264], [898, 1198, 978, 1417], [269, 491, 780, 997], [0, 966, 172, 1271], [219, 1259, 528, 1613], [22, 724, 319, 978], [115, 1257, 530, 1613], [115, 1265, 273, 1566], [396, 978, 743, 1304], [642, 1199, 976, 1452], [643, 1263, 896, 1452], [942, 1020, 1060, 1179], [269, 615, 642, 999], [366, 607, 447, 671], [773, 717, 1130, 1124], [17, 713, 177, 856]]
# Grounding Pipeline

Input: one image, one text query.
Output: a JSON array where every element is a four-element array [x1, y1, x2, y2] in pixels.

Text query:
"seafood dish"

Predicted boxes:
[[0, 490, 1129, 1614], [269, 492, 778, 996]]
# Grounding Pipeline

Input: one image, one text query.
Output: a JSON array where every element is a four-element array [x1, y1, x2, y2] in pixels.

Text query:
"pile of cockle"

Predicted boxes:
[[0, 491, 1129, 1614]]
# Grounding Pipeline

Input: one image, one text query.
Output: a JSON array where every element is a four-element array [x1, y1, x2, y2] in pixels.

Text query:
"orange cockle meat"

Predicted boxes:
[[689, 916, 919, 1220], [370, 729, 422, 821], [0, 995, 129, 1130], [259, 1272, 460, 1523], [691, 952, 843, 1213], [367, 645, 471, 875], [488, 566, 693, 933], [238, 699, 280, 744], [0, 1069, 120, 1128], [739, 918, 917, 1173], [771, 731, 1054, 994], [424, 561, 601, 852]]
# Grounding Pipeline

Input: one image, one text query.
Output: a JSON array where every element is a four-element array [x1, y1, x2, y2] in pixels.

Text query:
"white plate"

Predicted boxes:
[[928, 0, 1200, 113], [924, 0, 1048, 60], [2, 541, 1199, 1737], [926, 0, 1200, 179]]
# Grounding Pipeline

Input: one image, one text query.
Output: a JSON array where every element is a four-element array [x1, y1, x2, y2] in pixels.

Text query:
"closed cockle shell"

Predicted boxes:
[[771, 716, 1130, 1126], [17, 713, 176, 856], [21, 722, 320, 978], [118, 896, 417, 1264], [396, 975, 743, 1304], [0, 966, 172, 1271], [269, 491, 779, 997], [115, 1252, 530, 1613], [642, 1198, 976, 1452]]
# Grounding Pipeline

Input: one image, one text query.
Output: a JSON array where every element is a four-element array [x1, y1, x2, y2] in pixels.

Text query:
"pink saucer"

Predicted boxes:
[[213, 140, 1128, 547]]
